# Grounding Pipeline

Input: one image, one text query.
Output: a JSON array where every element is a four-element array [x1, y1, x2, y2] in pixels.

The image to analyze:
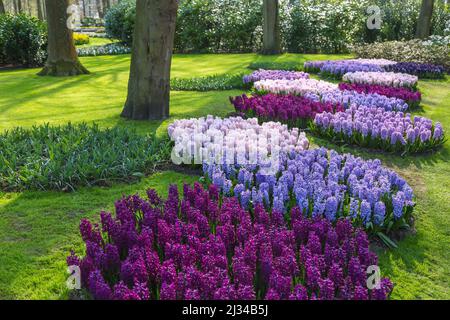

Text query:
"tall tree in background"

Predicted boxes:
[[0, 0, 5, 14], [37, 0, 45, 20], [38, 0, 89, 76], [121, 0, 178, 120], [262, 0, 281, 54], [416, 0, 435, 38]]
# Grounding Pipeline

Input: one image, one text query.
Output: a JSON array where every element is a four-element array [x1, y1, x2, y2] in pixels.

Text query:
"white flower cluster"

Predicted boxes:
[[168, 116, 309, 173], [253, 78, 338, 95]]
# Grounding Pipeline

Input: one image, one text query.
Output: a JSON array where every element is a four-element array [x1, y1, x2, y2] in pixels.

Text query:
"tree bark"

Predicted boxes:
[[0, 0, 5, 14], [38, 0, 89, 76], [416, 0, 435, 39], [121, 0, 178, 120], [96, 0, 103, 18], [37, 0, 44, 20], [262, 0, 281, 55]]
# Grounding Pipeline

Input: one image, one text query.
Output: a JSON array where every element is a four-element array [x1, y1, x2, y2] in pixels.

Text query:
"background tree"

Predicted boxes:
[[38, 0, 89, 76], [416, 0, 435, 38], [262, 0, 281, 54], [0, 0, 5, 14], [121, 0, 178, 120]]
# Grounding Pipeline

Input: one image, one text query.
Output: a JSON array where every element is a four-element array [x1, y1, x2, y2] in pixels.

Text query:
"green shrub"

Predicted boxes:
[[248, 61, 302, 71], [0, 123, 171, 191], [104, 0, 136, 45], [105, 0, 262, 52], [0, 13, 47, 67], [171, 73, 247, 91], [353, 39, 449, 68]]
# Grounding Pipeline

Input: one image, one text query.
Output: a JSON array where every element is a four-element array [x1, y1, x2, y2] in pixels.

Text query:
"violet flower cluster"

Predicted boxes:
[[338, 83, 422, 109], [304, 59, 396, 77], [253, 79, 338, 96], [67, 182, 393, 300], [385, 62, 446, 79], [343, 72, 419, 90], [319, 61, 384, 79], [313, 106, 445, 153], [204, 148, 414, 233], [243, 69, 309, 84], [304, 89, 409, 112], [230, 94, 344, 129]]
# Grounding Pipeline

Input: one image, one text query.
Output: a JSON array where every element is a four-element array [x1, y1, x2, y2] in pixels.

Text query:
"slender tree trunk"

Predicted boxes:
[[38, 0, 89, 76], [96, 0, 103, 18], [37, 0, 44, 19], [416, 0, 435, 39], [0, 0, 5, 14], [262, 0, 281, 55], [121, 0, 178, 120]]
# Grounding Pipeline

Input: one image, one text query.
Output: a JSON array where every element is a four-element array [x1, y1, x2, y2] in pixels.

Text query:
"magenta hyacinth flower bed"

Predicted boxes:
[[67, 182, 393, 300], [243, 69, 310, 84], [338, 83, 422, 109], [312, 106, 445, 153], [230, 94, 344, 128]]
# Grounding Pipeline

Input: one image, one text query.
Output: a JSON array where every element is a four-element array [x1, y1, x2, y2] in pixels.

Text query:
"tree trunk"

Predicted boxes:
[[262, 0, 281, 55], [37, 0, 44, 19], [38, 0, 89, 76], [96, 0, 103, 18], [0, 0, 5, 14], [121, 0, 178, 120], [416, 0, 435, 39]]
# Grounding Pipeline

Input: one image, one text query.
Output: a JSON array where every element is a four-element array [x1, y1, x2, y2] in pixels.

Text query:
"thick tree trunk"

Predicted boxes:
[[416, 0, 435, 39], [0, 0, 5, 14], [38, 0, 89, 76], [262, 0, 281, 55], [121, 0, 178, 120]]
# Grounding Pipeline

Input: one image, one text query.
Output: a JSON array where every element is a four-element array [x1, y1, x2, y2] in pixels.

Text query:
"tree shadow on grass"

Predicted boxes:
[[0, 171, 200, 299]]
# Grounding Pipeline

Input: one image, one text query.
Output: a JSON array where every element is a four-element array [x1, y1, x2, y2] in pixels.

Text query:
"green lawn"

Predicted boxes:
[[75, 37, 118, 48], [0, 53, 448, 300]]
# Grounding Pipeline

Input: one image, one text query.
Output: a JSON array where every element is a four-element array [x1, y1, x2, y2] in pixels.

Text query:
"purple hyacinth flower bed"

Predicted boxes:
[[304, 89, 409, 112], [203, 148, 414, 237], [304, 60, 328, 74], [243, 69, 310, 84], [67, 182, 393, 300], [385, 62, 446, 79], [312, 106, 445, 153], [230, 94, 344, 128], [319, 61, 385, 80], [338, 83, 422, 109]]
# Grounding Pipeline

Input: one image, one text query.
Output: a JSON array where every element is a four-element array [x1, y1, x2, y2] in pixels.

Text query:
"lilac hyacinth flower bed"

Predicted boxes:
[[312, 106, 445, 153], [304, 89, 409, 112], [230, 94, 344, 129], [67, 182, 393, 300], [204, 148, 415, 238], [343, 72, 419, 90], [243, 69, 310, 84], [338, 83, 422, 109], [303, 60, 328, 73], [304, 59, 396, 78], [319, 61, 385, 80], [385, 62, 446, 79]]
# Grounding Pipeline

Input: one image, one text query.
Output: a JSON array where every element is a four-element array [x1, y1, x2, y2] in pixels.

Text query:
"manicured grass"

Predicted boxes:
[[0, 53, 448, 300], [75, 37, 118, 48]]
